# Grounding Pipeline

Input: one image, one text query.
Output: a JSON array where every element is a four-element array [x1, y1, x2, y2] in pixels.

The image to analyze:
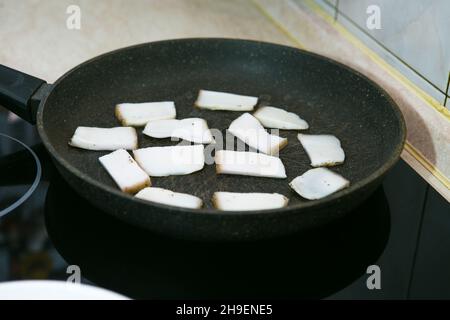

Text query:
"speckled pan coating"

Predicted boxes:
[[36, 38, 405, 241]]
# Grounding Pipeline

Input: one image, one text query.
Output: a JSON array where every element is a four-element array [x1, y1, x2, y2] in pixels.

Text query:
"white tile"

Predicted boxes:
[[338, 0, 450, 96]]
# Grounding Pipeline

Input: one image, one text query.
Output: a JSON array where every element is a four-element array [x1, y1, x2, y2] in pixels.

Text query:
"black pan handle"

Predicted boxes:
[[0, 64, 47, 123]]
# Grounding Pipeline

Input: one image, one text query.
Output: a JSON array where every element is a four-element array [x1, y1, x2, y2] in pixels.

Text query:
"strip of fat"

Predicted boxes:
[[212, 191, 288, 211], [298, 134, 345, 167], [115, 101, 176, 126], [228, 113, 287, 155], [69, 126, 138, 151], [215, 150, 286, 178], [99, 149, 151, 193], [289, 167, 350, 200], [194, 90, 258, 111], [253, 106, 309, 130], [143, 118, 214, 144], [135, 187, 203, 209], [133, 145, 205, 177]]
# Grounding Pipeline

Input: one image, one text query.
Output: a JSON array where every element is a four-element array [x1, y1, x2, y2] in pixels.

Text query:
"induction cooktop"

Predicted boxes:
[[0, 106, 447, 299]]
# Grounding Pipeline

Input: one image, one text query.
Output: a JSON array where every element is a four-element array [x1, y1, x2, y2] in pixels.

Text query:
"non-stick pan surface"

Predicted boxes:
[[33, 38, 404, 240]]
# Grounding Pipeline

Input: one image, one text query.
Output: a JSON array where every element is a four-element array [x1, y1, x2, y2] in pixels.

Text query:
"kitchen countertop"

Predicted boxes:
[[0, 0, 292, 83]]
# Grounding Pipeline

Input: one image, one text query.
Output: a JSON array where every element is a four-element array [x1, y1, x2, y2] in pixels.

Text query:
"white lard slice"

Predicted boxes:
[[194, 90, 258, 111], [253, 106, 309, 130], [228, 113, 287, 155], [289, 167, 350, 200], [212, 192, 288, 211], [115, 101, 176, 126], [215, 150, 286, 179], [133, 145, 205, 177], [143, 118, 214, 144], [298, 134, 345, 167], [69, 127, 138, 151], [135, 187, 203, 209], [99, 149, 151, 193]]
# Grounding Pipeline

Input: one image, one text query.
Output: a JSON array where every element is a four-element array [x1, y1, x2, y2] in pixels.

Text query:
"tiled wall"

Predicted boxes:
[[314, 0, 450, 298], [317, 0, 450, 108]]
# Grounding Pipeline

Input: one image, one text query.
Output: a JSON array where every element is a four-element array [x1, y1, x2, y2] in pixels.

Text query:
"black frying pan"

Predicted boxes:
[[0, 38, 405, 241]]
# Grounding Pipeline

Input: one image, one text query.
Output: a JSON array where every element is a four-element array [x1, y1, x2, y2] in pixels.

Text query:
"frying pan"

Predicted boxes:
[[0, 38, 405, 241]]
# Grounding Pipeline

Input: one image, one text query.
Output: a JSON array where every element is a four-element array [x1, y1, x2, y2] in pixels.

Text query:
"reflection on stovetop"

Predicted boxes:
[[0, 137, 391, 299], [0, 107, 40, 148], [44, 167, 390, 299]]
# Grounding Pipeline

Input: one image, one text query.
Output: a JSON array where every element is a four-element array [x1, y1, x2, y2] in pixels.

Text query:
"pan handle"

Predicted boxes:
[[0, 64, 47, 124]]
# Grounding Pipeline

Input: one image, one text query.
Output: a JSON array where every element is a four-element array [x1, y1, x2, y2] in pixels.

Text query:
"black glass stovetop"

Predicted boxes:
[[0, 107, 446, 299]]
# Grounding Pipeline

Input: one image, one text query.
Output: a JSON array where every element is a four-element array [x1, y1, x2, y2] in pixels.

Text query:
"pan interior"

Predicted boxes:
[[40, 39, 403, 210]]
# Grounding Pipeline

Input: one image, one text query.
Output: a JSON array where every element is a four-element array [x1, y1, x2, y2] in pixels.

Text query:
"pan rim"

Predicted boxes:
[[36, 38, 406, 216]]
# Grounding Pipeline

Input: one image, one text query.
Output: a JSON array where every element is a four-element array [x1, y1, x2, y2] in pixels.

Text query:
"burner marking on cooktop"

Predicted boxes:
[[0, 133, 42, 217]]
